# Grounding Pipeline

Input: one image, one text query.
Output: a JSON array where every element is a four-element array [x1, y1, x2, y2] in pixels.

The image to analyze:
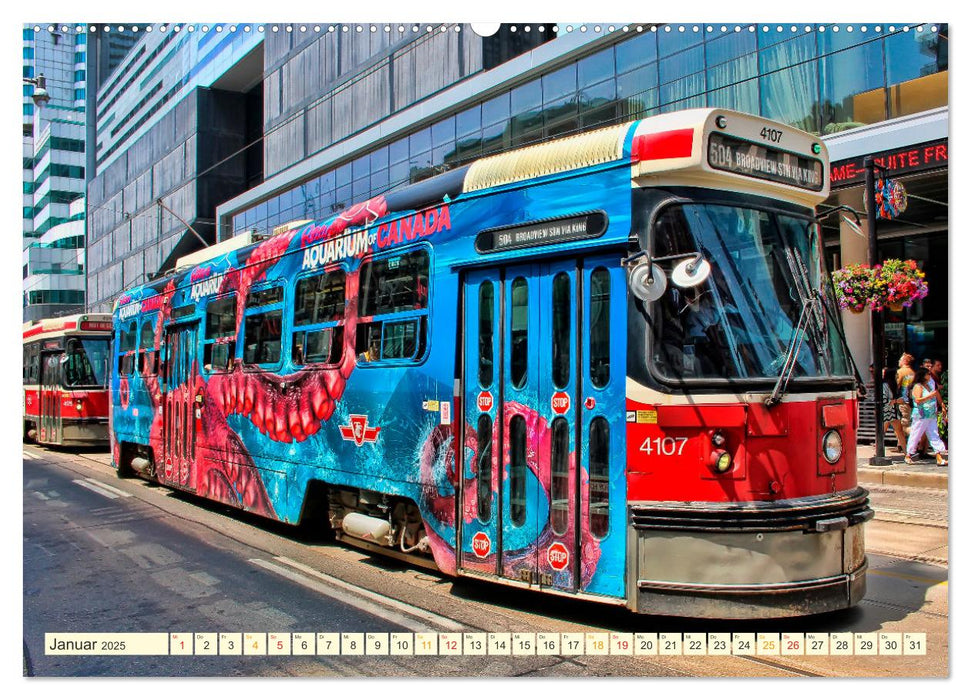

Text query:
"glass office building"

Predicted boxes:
[[79, 22, 947, 373]]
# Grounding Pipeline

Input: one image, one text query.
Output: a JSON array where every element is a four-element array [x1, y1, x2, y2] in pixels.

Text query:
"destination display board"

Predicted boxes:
[[708, 133, 824, 191], [475, 212, 607, 253]]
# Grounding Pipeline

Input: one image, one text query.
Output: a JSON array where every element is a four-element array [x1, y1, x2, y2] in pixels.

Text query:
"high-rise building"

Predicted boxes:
[[22, 25, 87, 321], [22, 24, 138, 322], [84, 22, 948, 376]]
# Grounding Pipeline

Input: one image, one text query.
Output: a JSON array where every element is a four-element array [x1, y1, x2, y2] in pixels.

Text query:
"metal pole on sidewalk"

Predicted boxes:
[[865, 156, 891, 466]]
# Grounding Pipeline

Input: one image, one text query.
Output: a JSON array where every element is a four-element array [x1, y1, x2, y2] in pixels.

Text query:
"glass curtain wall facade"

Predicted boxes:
[[227, 23, 948, 240], [23, 25, 89, 321]]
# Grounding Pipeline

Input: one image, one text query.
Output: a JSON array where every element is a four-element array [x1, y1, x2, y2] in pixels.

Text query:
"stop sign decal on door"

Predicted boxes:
[[472, 531, 491, 558], [548, 542, 570, 571], [551, 391, 571, 415], [477, 391, 494, 413]]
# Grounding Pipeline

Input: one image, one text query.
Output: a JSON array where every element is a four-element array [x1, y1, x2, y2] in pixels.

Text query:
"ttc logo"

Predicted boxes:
[[339, 414, 381, 447]]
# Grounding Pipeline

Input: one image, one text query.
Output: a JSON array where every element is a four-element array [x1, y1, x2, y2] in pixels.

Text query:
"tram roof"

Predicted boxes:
[[23, 313, 113, 341]]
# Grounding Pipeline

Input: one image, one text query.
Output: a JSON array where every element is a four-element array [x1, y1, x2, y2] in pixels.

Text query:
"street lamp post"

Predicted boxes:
[[24, 73, 50, 108], [864, 156, 891, 466]]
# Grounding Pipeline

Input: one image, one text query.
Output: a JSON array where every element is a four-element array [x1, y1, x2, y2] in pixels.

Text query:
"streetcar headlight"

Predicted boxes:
[[709, 449, 733, 473], [822, 430, 843, 464], [710, 430, 727, 447]]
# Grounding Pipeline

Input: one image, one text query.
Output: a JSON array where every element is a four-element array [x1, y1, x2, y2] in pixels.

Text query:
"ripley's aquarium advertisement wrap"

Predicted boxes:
[[21, 15, 952, 684]]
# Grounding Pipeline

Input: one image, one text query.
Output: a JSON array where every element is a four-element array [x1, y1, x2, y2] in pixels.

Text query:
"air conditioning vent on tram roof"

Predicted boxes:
[[463, 121, 630, 192]]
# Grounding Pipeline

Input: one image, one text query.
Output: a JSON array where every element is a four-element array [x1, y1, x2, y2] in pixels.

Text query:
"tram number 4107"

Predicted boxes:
[[639, 437, 688, 456]]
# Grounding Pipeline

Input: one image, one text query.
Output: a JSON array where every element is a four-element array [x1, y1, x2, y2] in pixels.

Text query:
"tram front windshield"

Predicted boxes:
[[648, 202, 851, 383], [62, 337, 109, 388]]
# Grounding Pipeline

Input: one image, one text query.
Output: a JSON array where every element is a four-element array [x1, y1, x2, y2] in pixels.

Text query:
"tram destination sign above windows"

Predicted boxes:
[[476, 212, 607, 254], [829, 139, 948, 188], [708, 133, 824, 191]]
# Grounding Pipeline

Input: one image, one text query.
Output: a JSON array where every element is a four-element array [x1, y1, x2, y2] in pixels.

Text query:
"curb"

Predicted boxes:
[[858, 467, 948, 489]]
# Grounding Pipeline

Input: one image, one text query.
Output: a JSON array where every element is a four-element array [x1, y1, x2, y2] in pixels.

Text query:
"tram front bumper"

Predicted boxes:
[[60, 418, 110, 446], [627, 488, 872, 619]]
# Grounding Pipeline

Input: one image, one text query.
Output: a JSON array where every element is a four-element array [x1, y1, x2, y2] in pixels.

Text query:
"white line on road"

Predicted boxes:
[[273, 555, 466, 631], [31, 491, 49, 501], [72, 479, 120, 500], [250, 557, 464, 633], [23, 451, 40, 460], [83, 478, 132, 498]]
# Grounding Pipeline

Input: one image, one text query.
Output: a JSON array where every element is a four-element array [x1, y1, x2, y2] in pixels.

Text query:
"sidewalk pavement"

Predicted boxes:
[[856, 443, 948, 489]]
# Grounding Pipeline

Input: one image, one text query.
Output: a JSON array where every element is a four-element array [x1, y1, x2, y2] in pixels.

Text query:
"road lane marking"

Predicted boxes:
[[868, 570, 948, 587], [83, 478, 132, 498], [23, 451, 40, 460], [72, 479, 119, 499], [250, 558, 460, 633], [273, 555, 467, 632], [32, 491, 49, 501]]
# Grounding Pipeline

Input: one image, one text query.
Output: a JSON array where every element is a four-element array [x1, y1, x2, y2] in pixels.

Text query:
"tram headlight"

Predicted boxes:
[[822, 430, 843, 464], [709, 449, 733, 473]]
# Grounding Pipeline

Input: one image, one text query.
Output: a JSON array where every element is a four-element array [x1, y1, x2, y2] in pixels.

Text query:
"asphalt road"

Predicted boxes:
[[22, 445, 948, 677]]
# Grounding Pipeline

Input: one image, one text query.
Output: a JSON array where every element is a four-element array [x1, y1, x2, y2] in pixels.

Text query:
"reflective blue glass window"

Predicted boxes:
[[431, 116, 455, 146], [617, 64, 658, 101], [661, 73, 706, 108], [759, 33, 817, 72], [579, 48, 615, 87], [370, 168, 389, 193], [543, 63, 577, 101], [758, 25, 799, 49], [409, 127, 431, 155], [482, 92, 510, 126], [389, 138, 409, 164], [389, 160, 409, 188], [819, 40, 885, 131], [885, 25, 948, 85], [456, 105, 481, 138], [706, 30, 757, 66], [817, 24, 874, 53], [336, 163, 352, 188], [616, 31, 657, 73], [352, 155, 369, 182], [760, 63, 819, 133], [659, 44, 705, 85], [369, 146, 388, 172], [658, 26, 703, 55], [708, 52, 757, 91], [707, 79, 759, 116], [511, 79, 542, 115]]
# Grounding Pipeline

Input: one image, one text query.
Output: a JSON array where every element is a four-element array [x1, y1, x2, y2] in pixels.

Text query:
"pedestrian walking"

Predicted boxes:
[[896, 353, 916, 436], [881, 367, 907, 452], [905, 367, 948, 466]]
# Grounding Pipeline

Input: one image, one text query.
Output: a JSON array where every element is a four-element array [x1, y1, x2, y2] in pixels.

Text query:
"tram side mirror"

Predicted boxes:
[[671, 254, 712, 288], [629, 261, 667, 302]]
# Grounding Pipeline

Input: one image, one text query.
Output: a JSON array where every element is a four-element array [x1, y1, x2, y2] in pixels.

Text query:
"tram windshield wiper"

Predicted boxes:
[[765, 290, 819, 408]]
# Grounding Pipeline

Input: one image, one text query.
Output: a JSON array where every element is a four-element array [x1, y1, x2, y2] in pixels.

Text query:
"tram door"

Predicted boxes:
[[161, 323, 199, 491], [39, 351, 63, 444], [460, 256, 624, 594]]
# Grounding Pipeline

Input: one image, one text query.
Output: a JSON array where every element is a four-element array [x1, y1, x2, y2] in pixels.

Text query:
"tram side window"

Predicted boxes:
[[118, 321, 137, 375], [204, 295, 237, 372], [24, 343, 40, 384], [292, 269, 346, 366], [242, 285, 284, 367], [138, 318, 157, 374], [589, 268, 611, 388], [355, 250, 430, 364], [589, 417, 610, 538]]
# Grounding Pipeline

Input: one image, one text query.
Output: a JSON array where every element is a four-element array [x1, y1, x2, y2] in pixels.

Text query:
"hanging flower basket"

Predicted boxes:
[[831, 263, 877, 312], [872, 259, 928, 311], [831, 259, 928, 313]]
